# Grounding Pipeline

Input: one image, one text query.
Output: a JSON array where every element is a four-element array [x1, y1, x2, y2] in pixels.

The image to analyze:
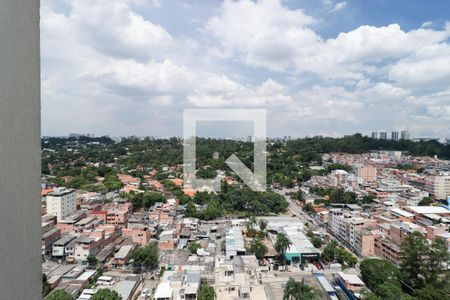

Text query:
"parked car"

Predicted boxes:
[[141, 288, 150, 299]]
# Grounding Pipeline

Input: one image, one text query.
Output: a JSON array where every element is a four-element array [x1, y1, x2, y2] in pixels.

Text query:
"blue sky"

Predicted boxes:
[[41, 0, 450, 138]]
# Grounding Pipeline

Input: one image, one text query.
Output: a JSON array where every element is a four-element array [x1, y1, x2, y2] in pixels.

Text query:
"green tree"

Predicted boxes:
[[131, 243, 159, 270], [303, 203, 315, 214], [322, 241, 357, 267], [359, 259, 399, 291], [423, 236, 449, 288], [283, 277, 319, 300], [259, 219, 268, 232], [247, 238, 268, 260], [87, 254, 98, 267], [400, 231, 430, 288], [291, 190, 305, 203], [275, 233, 292, 262], [413, 285, 450, 300], [361, 195, 375, 204], [374, 282, 405, 300], [310, 236, 322, 249], [321, 241, 336, 262], [198, 283, 215, 300], [43, 273, 51, 296], [185, 202, 197, 218], [360, 288, 380, 300], [247, 215, 257, 236], [188, 242, 201, 254], [45, 289, 74, 300], [91, 289, 122, 300], [418, 197, 433, 206]]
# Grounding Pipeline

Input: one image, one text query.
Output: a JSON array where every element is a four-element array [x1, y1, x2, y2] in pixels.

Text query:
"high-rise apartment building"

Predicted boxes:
[[379, 131, 387, 140], [46, 188, 77, 221], [400, 131, 410, 140], [371, 132, 378, 139], [357, 164, 377, 182], [427, 173, 450, 200], [391, 131, 399, 141]]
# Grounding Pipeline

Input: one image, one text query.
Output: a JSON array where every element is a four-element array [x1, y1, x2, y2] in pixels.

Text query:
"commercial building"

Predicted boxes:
[[46, 188, 77, 221], [225, 227, 245, 258], [282, 227, 320, 264], [52, 235, 76, 257], [73, 235, 100, 262]]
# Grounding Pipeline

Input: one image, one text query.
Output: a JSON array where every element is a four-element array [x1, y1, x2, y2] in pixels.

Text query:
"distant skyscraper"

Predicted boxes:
[[391, 131, 399, 141], [379, 131, 387, 140], [371, 132, 378, 139], [400, 131, 410, 140]]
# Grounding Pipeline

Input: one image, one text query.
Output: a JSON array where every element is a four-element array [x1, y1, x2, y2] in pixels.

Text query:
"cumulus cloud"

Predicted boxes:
[[389, 43, 450, 90], [331, 1, 347, 12], [421, 21, 433, 28], [206, 2, 450, 81], [41, 0, 450, 138]]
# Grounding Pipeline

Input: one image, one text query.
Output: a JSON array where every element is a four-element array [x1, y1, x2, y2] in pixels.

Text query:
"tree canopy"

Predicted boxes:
[[198, 283, 215, 300], [131, 243, 159, 270], [283, 278, 319, 300], [45, 289, 74, 300], [275, 233, 292, 261], [91, 289, 122, 300], [247, 238, 268, 260]]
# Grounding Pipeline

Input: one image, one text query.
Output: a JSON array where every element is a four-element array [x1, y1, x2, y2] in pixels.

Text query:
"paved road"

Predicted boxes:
[[276, 189, 362, 265], [131, 272, 158, 300]]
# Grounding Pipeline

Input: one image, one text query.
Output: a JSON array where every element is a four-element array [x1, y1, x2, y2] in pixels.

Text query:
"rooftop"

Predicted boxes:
[[406, 206, 449, 215], [338, 272, 365, 286]]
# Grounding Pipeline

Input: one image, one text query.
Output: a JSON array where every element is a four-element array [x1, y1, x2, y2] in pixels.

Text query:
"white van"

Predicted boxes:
[[96, 276, 115, 285]]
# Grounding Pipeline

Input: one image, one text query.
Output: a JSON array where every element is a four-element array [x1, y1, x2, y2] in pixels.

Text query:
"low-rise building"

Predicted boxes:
[[113, 245, 135, 267], [215, 255, 267, 300], [52, 234, 76, 257], [337, 272, 365, 292]]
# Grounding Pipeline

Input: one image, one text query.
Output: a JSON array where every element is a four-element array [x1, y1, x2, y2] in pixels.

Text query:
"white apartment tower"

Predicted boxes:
[[428, 174, 450, 200], [391, 131, 399, 141], [46, 188, 77, 221], [400, 131, 410, 140]]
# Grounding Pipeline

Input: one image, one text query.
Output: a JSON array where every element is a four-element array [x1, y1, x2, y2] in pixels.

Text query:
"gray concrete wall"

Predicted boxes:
[[0, 0, 41, 299]]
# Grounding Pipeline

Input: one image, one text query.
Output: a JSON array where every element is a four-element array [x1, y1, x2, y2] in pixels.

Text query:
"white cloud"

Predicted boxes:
[[389, 43, 450, 90], [205, 0, 317, 71], [206, 1, 450, 82], [331, 1, 347, 12], [421, 21, 433, 28], [40, 0, 450, 138]]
